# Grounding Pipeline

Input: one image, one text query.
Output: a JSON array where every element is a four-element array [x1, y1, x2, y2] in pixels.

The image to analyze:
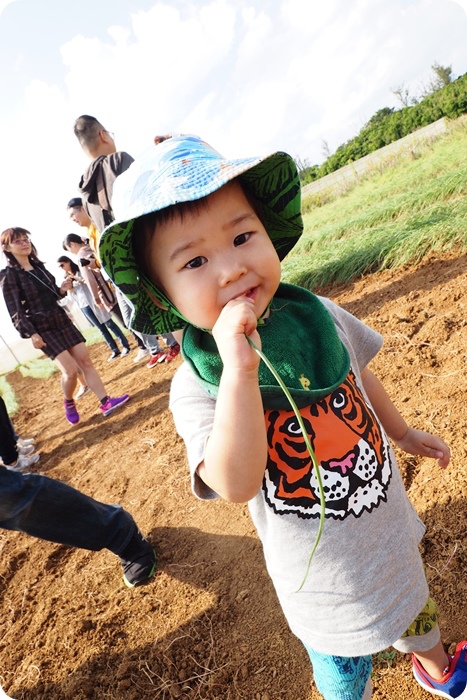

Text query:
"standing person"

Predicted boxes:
[[99, 135, 467, 700], [0, 228, 130, 425], [0, 396, 40, 472], [66, 197, 148, 358], [57, 255, 130, 361], [73, 114, 180, 366]]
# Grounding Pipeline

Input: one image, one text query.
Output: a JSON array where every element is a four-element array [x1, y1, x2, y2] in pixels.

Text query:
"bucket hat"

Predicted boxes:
[[99, 135, 303, 335]]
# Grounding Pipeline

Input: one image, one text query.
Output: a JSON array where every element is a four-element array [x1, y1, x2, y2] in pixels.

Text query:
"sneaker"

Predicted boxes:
[[413, 641, 467, 698], [16, 437, 35, 448], [64, 399, 80, 425], [108, 350, 121, 361], [146, 351, 166, 368], [121, 347, 130, 357], [164, 343, 181, 363], [100, 394, 130, 417], [17, 443, 35, 456], [119, 530, 157, 588], [5, 452, 40, 472], [75, 384, 91, 400], [133, 347, 149, 363]]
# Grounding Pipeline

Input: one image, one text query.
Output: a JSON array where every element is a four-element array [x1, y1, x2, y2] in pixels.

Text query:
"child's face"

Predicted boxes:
[[147, 181, 282, 330]]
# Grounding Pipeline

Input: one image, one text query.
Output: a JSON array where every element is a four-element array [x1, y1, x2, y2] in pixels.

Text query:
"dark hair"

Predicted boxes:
[[63, 233, 85, 251], [73, 115, 105, 150], [132, 178, 265, 282], [57, 255, 79, 275], [67, 197, 83, 209], [1, 227, 41, 268]]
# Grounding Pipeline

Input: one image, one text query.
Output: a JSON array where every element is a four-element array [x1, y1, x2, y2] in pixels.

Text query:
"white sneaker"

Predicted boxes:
[[17, 444, 35, 456], [75, 385, 91, 400], [133, 348, 149, 363], [16, 436, 35, 448], [121, 347, 130, 357], [5, 453, 40, 472]]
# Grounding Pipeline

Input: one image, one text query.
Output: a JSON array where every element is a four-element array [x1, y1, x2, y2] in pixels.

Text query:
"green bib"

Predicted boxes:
[[182, 283, 350, 410]]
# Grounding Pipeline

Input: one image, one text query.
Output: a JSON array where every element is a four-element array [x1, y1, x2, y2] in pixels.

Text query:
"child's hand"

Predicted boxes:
[[394, 427, 450, 468], [212, 297, 261, 372]]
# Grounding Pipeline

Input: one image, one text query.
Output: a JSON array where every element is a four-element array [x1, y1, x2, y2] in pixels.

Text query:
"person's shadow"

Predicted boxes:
[[7, 526, 312, 699]]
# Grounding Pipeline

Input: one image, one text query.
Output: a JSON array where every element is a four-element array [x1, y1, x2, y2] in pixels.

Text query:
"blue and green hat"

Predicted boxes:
[[99, 135, 303, 335]]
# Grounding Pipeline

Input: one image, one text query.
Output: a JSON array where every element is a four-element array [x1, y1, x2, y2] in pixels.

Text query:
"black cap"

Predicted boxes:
[[67, 197, 82, 208]]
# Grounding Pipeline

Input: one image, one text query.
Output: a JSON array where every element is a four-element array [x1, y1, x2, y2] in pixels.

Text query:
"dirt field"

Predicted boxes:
[[1, 250, 467, 700]]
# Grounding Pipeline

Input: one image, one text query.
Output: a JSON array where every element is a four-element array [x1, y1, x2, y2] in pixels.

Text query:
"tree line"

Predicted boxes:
[[300, 66, 467, 184]]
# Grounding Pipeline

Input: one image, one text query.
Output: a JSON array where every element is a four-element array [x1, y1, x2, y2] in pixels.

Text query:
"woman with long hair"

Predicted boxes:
[[57, 255, 131, 361], [0, 227, 130, 424]]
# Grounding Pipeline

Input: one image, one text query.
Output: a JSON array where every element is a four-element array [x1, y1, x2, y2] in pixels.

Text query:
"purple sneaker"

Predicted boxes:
[[64, 399, 80, 425], [100, 394, 130, 417], [413, 642, 467, 699]]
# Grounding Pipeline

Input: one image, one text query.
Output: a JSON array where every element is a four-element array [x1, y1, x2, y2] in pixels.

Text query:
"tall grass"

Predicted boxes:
[[282, 118, 467, 290]]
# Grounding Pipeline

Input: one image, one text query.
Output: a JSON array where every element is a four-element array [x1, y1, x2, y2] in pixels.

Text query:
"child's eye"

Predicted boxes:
[[233, 232, 251, 246], [184, 256, 206, 269]]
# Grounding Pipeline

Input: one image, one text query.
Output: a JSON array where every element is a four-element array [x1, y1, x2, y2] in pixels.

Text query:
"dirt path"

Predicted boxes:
[[1, 250, 466, 699]]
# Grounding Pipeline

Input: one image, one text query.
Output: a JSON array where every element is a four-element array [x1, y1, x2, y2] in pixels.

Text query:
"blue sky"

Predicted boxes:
[[1, 0, 467, 344]]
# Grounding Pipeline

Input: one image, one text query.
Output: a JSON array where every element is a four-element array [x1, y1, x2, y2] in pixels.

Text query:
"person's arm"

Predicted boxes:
[[197, 299, 268, 502], [80, 265, 102, 306], [0, 268, 41, 340], [361, 367, 450, 468]]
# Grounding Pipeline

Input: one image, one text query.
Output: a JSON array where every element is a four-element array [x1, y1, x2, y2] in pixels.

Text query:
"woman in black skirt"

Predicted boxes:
[[0, 227, 130, 425]]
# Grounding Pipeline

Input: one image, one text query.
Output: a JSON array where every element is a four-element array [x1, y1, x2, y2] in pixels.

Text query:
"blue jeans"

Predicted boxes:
[[0, 467, 138, 555], [81, 306, 130, 353]]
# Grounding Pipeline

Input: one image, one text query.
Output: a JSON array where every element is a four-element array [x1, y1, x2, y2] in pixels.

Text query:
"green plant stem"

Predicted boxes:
[[246, 335, 326, 590]]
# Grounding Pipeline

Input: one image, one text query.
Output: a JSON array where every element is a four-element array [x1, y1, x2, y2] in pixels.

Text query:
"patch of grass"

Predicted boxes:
[[0, 375, 19, 415], [284, 118, 467, 290], [19, 357, 57, 380]]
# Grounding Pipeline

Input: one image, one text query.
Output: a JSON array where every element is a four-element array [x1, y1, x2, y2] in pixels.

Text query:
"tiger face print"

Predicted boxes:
[[263, 370, 392, 520]]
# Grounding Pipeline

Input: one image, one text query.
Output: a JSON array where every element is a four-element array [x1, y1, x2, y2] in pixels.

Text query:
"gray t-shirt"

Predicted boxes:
[[169, 297, 429, 656]]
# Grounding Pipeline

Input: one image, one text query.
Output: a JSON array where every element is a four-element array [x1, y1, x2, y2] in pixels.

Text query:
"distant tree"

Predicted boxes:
[[392, 84, 410, 107], [391, 83, 418, 107], [420, 62, 453, 98], [365, 107, 394, 128], [432, 62, 453, 87], [321, 139, 331, 160]]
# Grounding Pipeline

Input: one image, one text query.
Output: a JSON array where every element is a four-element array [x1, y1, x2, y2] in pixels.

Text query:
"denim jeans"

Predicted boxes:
[[81, 305, 130, 353], [0, 467, 137, 555]]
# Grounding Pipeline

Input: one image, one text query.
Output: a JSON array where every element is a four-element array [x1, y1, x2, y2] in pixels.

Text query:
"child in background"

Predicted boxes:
[[99, 135, 466, 700]]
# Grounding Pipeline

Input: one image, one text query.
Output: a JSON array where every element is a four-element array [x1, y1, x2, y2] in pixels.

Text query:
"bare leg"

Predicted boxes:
[[54, 350, 79, 400], [67, 343, 107, 401], [413, 639, 449, 679]]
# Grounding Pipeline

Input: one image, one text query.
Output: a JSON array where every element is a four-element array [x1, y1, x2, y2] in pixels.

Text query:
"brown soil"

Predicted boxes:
[[1, 250, 467, 700]]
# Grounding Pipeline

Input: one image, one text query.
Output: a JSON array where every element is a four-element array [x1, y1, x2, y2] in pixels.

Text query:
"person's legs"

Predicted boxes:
[[81, 306, 118, 353], [68, 343, 130, 417], [115, 286, 161, 353], [53, 350, 80, 400], [66, 343, 107, 400], [393, 597, 467, 698], [303, 643, 372, 699], [105, 318, 130, 351], [0, 467, 156, 586]]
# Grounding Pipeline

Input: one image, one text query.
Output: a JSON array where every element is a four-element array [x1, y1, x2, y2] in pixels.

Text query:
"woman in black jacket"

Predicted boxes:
[[0, 227, 129, 424]]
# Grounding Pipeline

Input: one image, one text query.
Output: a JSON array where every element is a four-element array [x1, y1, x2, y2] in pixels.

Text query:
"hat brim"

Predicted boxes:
[[100, 141, 302, 335]]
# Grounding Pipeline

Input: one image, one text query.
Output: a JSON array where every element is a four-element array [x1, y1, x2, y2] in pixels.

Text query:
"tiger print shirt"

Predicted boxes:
[[169, 296, 430, 657]]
